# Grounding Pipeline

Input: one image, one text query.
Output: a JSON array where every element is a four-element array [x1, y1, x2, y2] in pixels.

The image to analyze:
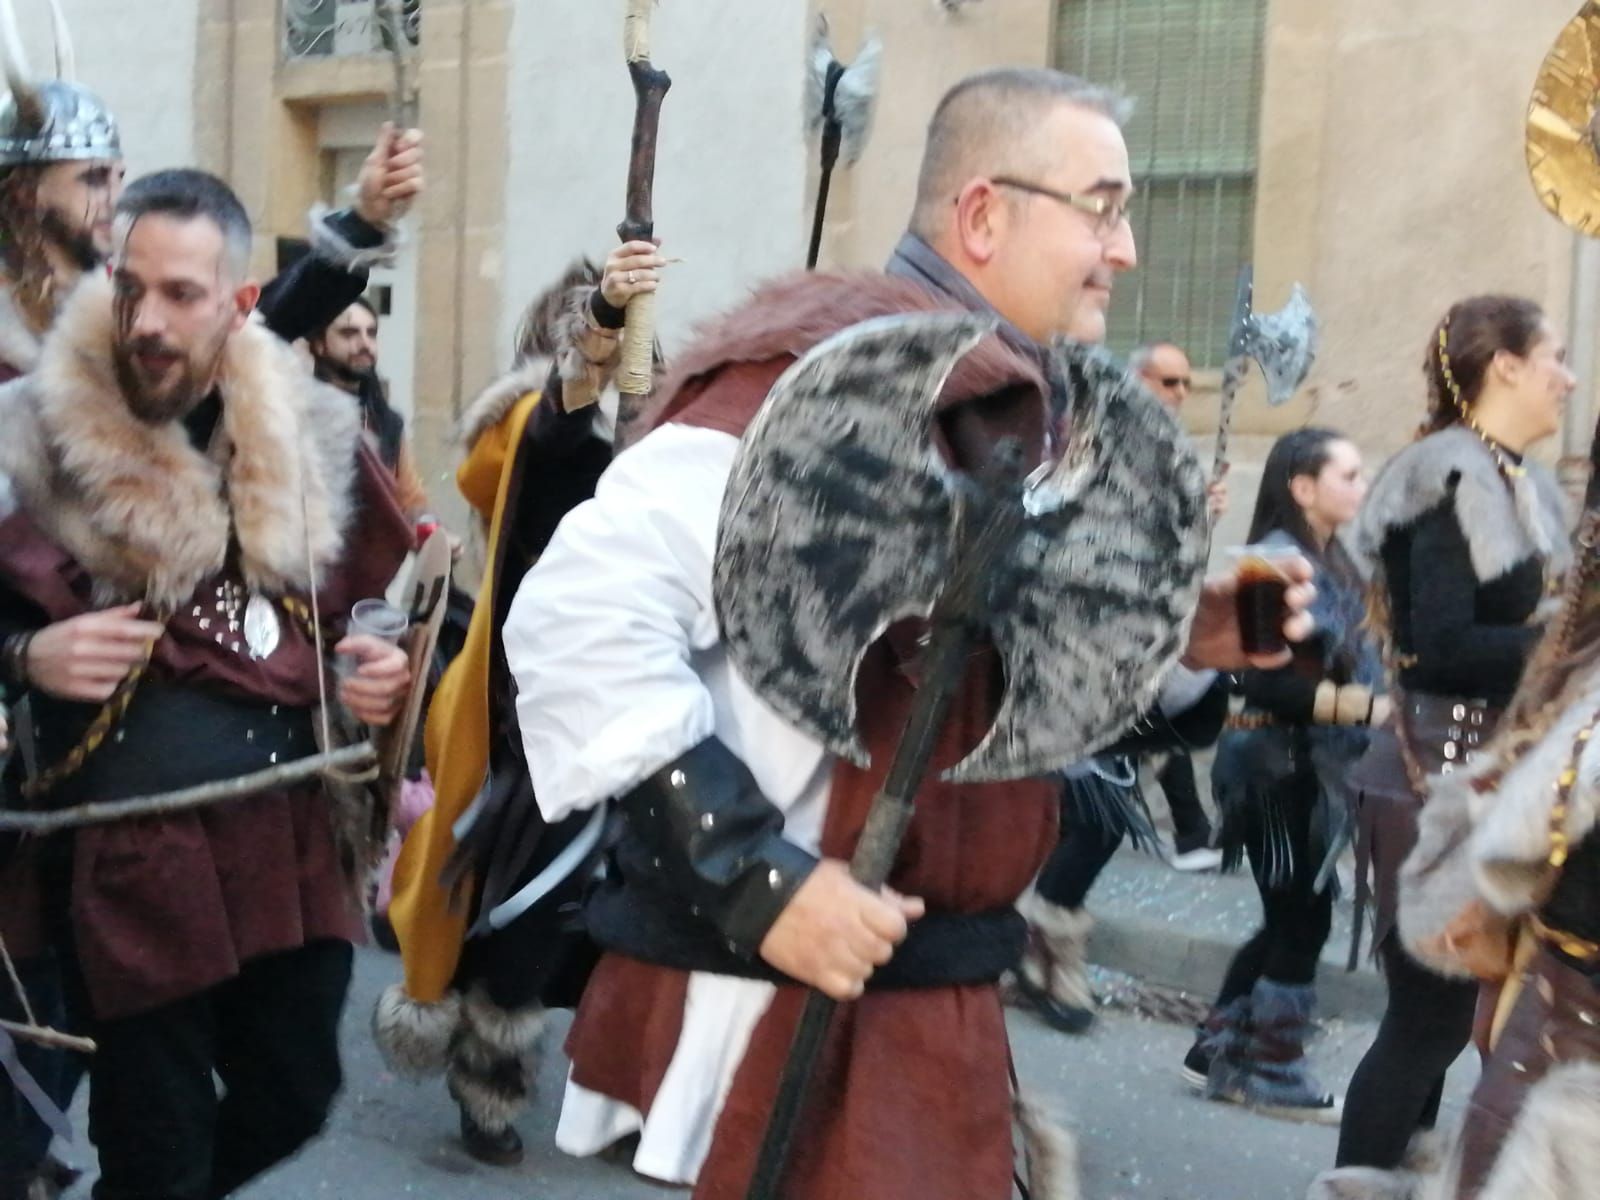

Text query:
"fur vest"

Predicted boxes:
[[1353, 426, 1570, 585], [0, 277, 42, 377], [0, 274, 362, 612]]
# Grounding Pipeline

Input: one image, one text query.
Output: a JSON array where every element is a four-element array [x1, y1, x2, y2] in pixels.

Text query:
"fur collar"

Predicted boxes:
[[0, 278, 42, 375], [643, 270, 1046, 432], [0, 274, 361, 610], [458, 362, 546, 451], [1353, 426, 1570, 583]]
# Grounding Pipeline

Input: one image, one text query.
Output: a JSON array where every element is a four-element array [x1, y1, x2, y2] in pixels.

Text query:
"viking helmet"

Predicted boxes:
[[0, 0, 120, 169]]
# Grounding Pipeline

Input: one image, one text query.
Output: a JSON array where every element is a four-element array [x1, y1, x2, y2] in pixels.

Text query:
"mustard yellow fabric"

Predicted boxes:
[[388, 391, 541, 1002]]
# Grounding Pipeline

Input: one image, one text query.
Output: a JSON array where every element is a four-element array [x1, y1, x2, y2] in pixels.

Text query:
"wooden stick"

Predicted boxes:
[[0, 1019, 96, 1055], [618, 1, 671, 396], [0, 744, 376, 835]]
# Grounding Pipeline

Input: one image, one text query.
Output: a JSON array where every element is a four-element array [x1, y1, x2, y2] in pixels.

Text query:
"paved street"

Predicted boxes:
[[208, 946, 1470, 1200]]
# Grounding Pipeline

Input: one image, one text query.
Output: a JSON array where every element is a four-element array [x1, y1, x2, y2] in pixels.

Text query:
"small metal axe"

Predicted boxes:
[[1210, 267, 1319, 492]]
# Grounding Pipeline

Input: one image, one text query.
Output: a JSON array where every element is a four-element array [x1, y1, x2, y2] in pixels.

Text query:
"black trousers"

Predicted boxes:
[[1335, 933, 1477, 1169], [88, 939, 353, 1200], [1155, 749, 1213, 854], [1214, 773, 1334, 1000], [1035, 788, 1123, 911]]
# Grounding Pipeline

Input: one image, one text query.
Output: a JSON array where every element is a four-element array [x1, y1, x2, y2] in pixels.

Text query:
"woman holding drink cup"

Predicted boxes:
[[1307, 297, 1574, 1197], [1181, 428, 1382, 1122]]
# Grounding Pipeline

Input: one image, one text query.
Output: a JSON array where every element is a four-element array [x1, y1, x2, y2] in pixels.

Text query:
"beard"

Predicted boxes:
[[113, 327, 230, 426], [39, 204, 105, 272], [315, 353, 376, 390]]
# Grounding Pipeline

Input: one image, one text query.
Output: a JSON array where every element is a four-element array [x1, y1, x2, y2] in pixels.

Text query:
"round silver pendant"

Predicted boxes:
[[243, 593, 282, 660]]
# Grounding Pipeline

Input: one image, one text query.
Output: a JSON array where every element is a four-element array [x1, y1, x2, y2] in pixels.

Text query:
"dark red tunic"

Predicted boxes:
[[0, 443, 410, 1019]]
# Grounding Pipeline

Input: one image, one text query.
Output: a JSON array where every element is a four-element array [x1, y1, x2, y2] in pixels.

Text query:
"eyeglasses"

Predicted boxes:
[[1159, 375, 1192, 391], [989, 176, 1131, 235]]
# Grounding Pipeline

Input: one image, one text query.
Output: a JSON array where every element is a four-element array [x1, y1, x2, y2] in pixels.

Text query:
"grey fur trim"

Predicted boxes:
[[444, 989, 547, 1135], [1304, 1166, 1429, 1200], [0, 280, 41, 374], [371, 983, 462, 1078], [458, 986, 548, 1058], [1352, 427, 1570, 583], [308, 203, 400, 271], [457, 362, 548, 451], [1478, 1062, 1600, 1200], [1015, 1095, 1079, 1200], [1398, 768, 1482, 978]]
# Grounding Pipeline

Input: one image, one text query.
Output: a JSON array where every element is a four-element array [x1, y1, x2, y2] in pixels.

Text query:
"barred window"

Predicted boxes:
[[1054, 0, 1268, 367]]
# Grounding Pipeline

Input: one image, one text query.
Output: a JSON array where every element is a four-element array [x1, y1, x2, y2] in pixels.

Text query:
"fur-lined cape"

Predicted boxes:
[[0, 274, 361, 611], [1352, 426, 1570, 584]]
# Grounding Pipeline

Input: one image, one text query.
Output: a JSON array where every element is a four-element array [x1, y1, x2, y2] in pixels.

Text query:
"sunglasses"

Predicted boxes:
[[1159, 376, 1192, 390]]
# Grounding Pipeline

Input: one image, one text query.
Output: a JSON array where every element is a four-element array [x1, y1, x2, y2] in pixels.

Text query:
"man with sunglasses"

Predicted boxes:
[[504, 67, 1313, 1197], [1131, 341, 1229, 873]]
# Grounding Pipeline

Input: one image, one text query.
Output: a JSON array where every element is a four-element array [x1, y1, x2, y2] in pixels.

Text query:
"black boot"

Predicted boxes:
[[446, 988, 547, 1167], [1206, 979, 1340, 1124]]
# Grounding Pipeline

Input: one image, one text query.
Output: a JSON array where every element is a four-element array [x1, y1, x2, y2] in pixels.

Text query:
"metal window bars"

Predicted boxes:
[[1054, 0, 1269, 368], [284, 0, 419, 62]]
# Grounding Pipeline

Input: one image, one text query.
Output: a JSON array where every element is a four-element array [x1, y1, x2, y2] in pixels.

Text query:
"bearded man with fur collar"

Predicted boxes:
[[0, 169, 414, 1199]]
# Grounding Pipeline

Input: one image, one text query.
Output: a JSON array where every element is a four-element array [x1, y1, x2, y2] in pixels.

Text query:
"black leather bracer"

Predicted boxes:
[[619, 737, 818, 957]]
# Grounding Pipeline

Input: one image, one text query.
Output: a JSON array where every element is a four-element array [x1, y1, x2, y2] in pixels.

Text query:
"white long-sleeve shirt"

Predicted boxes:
[[502, 422, 833, 1184]]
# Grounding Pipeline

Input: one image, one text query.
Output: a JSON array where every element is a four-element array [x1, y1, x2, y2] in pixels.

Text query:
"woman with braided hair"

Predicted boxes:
[[1308, 297, 1574, 1199]]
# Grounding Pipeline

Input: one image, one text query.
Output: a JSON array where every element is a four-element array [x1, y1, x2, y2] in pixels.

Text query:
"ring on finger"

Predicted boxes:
[[627, 270, 636, 284]]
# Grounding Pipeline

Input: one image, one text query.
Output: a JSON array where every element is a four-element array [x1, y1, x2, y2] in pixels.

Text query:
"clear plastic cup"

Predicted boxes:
[[336, 598, 409, 679], [1226, 544, 1300, 657]]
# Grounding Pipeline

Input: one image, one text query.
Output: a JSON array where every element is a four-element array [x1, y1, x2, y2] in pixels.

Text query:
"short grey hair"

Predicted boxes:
[[910, 68, 1133, 237], [116, 168, 253, 281], [1129, 341, 1184, 373]]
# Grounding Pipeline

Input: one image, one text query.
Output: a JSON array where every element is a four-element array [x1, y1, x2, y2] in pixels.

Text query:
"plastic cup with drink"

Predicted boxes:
[[1226, 544, 1300, 657]]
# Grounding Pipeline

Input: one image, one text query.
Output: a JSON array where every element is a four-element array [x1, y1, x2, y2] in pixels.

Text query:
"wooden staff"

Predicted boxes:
[[618, 0, 671, 395], [0, 744, 377, 836]]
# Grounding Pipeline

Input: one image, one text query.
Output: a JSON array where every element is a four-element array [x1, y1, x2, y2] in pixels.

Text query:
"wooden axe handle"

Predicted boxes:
[[618, 1, 670, 397]]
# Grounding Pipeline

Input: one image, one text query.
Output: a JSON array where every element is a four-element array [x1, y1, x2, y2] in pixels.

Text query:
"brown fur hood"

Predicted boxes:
[[643, 270, 1047, 432], [0, 274, 362, 610]]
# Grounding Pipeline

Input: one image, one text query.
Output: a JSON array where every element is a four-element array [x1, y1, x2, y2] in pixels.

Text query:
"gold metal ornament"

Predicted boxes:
[[1529, 2, 1600, 233]]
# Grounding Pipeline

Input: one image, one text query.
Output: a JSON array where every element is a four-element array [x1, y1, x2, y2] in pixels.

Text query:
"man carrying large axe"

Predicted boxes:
[[505, 67, 1315, 1199]]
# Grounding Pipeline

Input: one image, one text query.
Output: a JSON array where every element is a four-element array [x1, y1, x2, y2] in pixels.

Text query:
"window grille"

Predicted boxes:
[[1054, 0, 1268, 366]]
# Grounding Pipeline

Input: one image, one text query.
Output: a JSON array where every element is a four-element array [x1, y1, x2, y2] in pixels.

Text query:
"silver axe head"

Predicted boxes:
[[713, 314, 1209, 783], [1229, 271, 1320, 407], [805, 14, 882, 165]]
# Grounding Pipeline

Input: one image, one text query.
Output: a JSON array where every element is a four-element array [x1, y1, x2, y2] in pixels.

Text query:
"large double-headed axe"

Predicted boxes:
[[715, 315, 1211, 1197], [1210, 267, 1320, 497]]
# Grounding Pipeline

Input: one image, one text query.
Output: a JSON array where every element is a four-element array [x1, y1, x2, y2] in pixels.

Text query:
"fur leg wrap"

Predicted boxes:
[[1304, 1131, 1449, 1200], [1015, 1094, 1080, 1200], [1021, 896, 1095, 1011], [445, 988, 548, 1136], [371, 984, 462, 1078]]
